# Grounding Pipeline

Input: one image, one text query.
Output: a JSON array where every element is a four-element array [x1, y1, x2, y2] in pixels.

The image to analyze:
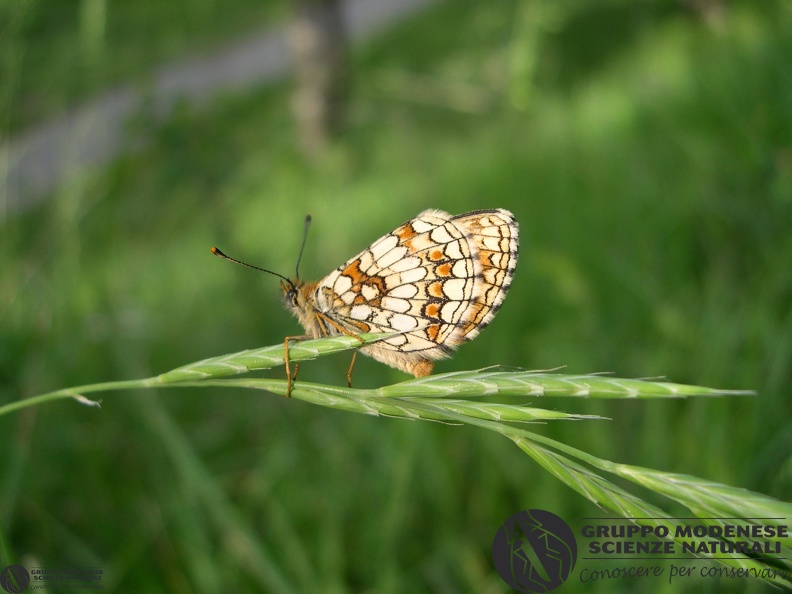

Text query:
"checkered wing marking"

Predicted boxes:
[[311, 209, 518, 373], [447, 209, 519, 340]]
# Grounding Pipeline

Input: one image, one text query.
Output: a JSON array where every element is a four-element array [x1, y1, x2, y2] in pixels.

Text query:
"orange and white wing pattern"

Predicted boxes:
[[310, 209, 519, 377]]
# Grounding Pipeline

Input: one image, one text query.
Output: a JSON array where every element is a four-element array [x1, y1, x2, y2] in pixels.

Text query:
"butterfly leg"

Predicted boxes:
[[346, 350, 357, 388], [314, 312, 366, 388], [283, 334, 310, 398], [283, 336, 295, 398]]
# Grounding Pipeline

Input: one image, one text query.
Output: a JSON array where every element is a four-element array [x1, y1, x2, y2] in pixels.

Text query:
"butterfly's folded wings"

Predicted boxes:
[[311, 209, 519, 377]]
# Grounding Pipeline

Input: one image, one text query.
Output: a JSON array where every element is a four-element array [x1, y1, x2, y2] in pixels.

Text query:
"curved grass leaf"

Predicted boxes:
[[157, 333, 388, 382], [376, 369, 755, 399], [2, 335, 785, 588]]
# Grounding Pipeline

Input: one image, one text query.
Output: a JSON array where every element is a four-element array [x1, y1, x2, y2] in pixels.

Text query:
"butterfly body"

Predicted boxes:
[[280, 208, 519, 378]]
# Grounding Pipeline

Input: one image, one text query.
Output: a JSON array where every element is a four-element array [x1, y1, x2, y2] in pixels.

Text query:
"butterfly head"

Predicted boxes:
[[280, 278, 323, 337], [280, 278, 300, 311]]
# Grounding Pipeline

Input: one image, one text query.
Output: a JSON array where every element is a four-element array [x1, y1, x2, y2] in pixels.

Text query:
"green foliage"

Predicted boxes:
[[0, 0, 284, 132], [7, 335, 788, 588], [2, 0, 791, 592]]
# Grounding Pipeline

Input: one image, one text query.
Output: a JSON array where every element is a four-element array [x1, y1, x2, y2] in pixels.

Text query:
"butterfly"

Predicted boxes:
[[212, 208, 519, 395]]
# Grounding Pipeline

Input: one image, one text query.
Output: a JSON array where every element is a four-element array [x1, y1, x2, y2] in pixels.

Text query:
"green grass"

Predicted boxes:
[[0, 0, 284, 133], [10, 335, 791, 589], [7, 334, 788, 589], [2, 0, 791, 592]]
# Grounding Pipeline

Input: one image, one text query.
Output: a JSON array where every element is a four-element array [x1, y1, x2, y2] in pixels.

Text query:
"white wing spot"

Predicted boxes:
[[389, 283, 419, 298], [445, 240, 464, 260], [412, 218, 438, 233], [441, 301, 462, 321], [370, 235, 399, 260], [389, 255, 421, 273], [443, 278, 468, 299], [482, 236, 502, 251], [382, 296, 411, 313], [390, 313, 420, 331], [393, 267, 428, 285], [361, 284, 379, 300], [377, 245, 409, 269], [335, 274, 352, 294], [452, 259, 472, 277], [350, 305, 372, 320], [430, 225, 455, 244]]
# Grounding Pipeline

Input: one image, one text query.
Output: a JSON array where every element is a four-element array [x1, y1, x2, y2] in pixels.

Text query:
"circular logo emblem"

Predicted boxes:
[[0, 565, 29, 594], [492, 509, 577, 592]]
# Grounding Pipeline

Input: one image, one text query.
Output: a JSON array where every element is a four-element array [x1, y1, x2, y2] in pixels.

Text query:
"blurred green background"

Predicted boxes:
[[1, 0, 791, 592]]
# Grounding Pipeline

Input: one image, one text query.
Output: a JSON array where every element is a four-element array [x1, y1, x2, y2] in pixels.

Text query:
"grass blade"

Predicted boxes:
[[5, 336, 783, 586]]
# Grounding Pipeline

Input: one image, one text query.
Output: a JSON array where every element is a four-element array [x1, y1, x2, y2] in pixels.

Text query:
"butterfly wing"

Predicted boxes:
[[309, 209, 518, 376], [446, 209, 520, 340]]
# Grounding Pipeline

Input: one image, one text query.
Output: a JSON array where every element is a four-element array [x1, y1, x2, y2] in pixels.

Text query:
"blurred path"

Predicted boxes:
[[1, 0, 438, 215]]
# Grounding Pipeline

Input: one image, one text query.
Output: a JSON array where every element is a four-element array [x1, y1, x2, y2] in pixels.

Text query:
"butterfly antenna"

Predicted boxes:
[[211, 246, 293, 287], [295, 214, 312, 280]]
